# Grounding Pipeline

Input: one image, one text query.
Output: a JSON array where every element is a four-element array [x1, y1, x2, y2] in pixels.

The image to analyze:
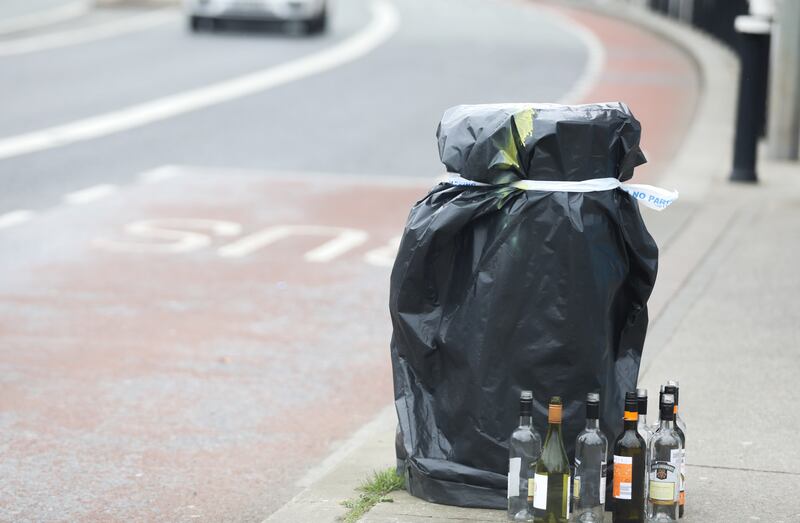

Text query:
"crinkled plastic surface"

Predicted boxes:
[[389, 103, 658, 509]]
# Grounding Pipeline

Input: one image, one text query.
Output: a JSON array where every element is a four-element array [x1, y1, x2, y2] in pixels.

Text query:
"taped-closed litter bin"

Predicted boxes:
[[389, 102, 675, 508]]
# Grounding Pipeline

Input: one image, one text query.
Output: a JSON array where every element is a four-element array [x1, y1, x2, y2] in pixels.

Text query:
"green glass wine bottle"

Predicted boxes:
[[612, 391, 646, 523], [533, 396, 570, 523]]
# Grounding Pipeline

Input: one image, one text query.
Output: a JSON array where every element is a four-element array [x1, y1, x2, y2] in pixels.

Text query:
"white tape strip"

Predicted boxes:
[[442, 176, 678, 211]]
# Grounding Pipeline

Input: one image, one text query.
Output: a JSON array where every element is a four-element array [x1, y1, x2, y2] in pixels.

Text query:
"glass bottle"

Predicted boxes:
[[571, 392, 608, 523], [663, 382, 685, 518], [612, 391, 646, 523], [637, 388, 654, 508], [637, 389, 654, 444], [533, 396, 570, 523], [646, 393, 681, 522], [509, 390, 542, 521]]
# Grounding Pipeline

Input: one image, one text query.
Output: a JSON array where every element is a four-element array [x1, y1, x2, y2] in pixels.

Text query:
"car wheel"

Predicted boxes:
[[189, 15, 203, 31], [305, 8, 327, 34]]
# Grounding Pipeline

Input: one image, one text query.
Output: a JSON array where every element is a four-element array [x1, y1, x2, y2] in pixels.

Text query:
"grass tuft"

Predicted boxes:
[[339, 467, 405, 523]]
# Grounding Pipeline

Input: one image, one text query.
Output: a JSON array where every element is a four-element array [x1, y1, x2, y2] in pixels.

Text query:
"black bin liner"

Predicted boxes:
[[389, 102, 658, 508]]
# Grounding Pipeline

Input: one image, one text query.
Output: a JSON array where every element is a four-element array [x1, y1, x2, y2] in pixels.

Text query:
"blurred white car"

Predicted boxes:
[[186, 0, 327, 33]]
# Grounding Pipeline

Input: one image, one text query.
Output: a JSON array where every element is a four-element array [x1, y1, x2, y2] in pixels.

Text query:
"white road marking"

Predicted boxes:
[[93, 218, 242, 254], [217, 225, 369, 262], [0, 1, 88, 36], [364, 235, 401, 267], [0, 210, 35, 229], [63, 184, 118, 205], [0, 10, 176, 57], [0, 0, 400, 161], [539, 7, 605, 104], [138, 165, 183, 184]]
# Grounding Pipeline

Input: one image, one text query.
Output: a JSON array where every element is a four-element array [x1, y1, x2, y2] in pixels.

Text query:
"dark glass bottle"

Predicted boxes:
[[612, 392, 646, 523], [533, 396, 570, 523]]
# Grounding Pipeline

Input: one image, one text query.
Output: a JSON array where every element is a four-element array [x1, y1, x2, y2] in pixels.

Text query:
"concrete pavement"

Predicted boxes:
[[270, 3, 800, 523]]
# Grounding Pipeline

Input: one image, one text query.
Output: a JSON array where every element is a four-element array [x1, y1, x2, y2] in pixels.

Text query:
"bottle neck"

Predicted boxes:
[[519, 415, 533, 427], [624, 408, 638, 431], [638, 414, 648, 426], [585, 418, 599, 430], [659, 418, 675, 430], [546, 421, 563, 442]]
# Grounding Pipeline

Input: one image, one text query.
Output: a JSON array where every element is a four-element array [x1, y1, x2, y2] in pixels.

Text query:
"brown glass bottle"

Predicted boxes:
[[612, 392, 646, 523]]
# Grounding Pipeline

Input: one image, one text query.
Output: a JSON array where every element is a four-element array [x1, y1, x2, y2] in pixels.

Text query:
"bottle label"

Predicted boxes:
[[533, 473, 548, 510], [624, 410, 638, 422], [507, 457, 521, 498], [613, 455, 633, 500], [679, 448, 686, 506], [600, 460, 607, 505], [565, 473, 571, 518], [572, 458, 580, 499], [648, 460, 678, 503]]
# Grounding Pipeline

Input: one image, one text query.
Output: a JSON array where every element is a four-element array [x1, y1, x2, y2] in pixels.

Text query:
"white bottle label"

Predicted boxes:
[[566, 473, 571, 517], [533, 473, 548, 510], [649, 458, 679, 502], [508, 457, 521, 498], [599, 460, 607, 505]]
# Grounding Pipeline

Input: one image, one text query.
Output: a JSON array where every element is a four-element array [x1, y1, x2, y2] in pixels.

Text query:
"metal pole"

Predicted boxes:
[[767, 0, 800, 160], [730, 15, 772, 183]]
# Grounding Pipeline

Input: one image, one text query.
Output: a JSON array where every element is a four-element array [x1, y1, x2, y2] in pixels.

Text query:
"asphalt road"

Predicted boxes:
[[0, 0, 593, 521]]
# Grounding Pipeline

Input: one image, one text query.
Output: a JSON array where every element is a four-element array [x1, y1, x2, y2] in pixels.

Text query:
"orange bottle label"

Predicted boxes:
[[613, 455, 633, 500], [623, 410, 638, 422]]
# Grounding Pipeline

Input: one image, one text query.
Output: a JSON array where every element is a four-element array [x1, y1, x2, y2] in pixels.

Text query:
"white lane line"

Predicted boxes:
[[138, 165, 183, 184], [0, 0, 400, 161], [538, 7, 605, 105], [0, 210, 35, 229], [63, 184, 118, 205], [0, 10, 177, 57], [0, 1, 88, 36]]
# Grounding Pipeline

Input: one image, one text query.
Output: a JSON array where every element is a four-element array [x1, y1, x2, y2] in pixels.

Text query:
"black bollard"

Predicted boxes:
[[730, 16, 772, 183]]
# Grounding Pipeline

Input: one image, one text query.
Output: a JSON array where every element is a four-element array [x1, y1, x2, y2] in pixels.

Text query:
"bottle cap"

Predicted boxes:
[[586, 392, 600, 419], [519, 390, 533, 416], [666, 380, 680, 406], [624, 391, 638, 421], [660, 393, 675, 420], [636, 388, 648, 415], [548, 396, 563, 424]]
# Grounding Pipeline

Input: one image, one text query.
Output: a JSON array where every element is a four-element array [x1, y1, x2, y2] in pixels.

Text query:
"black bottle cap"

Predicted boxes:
[[636, 388, 648, 415], [586, 392, 600, 419], [666, 380, 680, 405], [664, 384, 679, 406], [660, 393, 675, 421], [519, 390, 533, 417], [624, 391, 638, 412]]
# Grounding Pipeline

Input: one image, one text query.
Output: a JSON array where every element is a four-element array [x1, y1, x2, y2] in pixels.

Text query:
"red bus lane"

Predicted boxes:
[[0, 167, 427, 521]]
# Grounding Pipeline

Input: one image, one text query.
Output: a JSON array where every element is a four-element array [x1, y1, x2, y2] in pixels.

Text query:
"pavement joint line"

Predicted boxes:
[[0, 0, 400, 161], [0, 1, 89, 36], [63, 183, 119, 205], [0, 9, 177, 57], [688, 464, 800, 477], [0, 209, 35, 229]]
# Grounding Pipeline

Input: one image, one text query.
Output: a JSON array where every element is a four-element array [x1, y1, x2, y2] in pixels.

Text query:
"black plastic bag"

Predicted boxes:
[[389, 102, 658, 508]]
